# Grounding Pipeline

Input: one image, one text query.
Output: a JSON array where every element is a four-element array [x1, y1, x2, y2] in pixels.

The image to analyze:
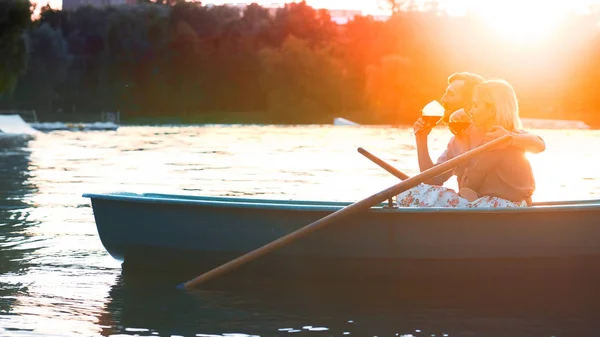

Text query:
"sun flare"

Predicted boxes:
[[469, 1, 570, 43]]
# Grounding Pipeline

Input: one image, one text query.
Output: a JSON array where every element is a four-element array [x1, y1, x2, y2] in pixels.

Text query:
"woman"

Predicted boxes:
[[396, 79, 535, 208]]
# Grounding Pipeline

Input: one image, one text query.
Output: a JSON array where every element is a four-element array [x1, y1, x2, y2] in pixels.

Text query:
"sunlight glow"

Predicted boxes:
[[33, 0, 597, 44], [202, 0, 597, 44], [468, 0, 571, 43]]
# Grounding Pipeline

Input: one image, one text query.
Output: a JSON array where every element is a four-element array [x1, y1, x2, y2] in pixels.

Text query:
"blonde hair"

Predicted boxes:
[[473, 79, 522, 131]]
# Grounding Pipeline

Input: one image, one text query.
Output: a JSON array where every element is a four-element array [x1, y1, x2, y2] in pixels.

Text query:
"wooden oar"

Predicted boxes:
[[177, 135, 512, 290], [357, 147, 410, 180]]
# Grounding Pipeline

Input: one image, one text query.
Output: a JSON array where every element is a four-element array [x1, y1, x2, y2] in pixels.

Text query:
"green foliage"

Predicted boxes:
[[10, 23, 71, 112], [259, 36, 345, 123], [1, 1, 600, 125], [0, 0, 31, 96]]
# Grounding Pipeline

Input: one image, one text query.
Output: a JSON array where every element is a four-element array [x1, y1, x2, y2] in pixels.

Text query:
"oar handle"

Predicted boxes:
[[358, 147, 452, 184], [357, 147, 410, 180], [177, 135, 512, 290]]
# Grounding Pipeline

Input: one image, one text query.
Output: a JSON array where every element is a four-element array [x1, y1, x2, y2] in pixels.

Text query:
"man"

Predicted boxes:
[[413, 72, 546, 186]]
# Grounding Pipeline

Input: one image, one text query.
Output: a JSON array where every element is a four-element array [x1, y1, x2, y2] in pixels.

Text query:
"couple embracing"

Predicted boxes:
[[397, 72, 546, 208]]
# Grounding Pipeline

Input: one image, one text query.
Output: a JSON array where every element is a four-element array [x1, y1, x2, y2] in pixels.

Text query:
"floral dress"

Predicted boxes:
[[396, 183, 527, 208]]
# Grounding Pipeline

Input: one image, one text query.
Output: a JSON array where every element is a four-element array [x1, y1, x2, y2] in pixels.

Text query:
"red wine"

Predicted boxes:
[[449, 121, 470, 135], [422, 115, 442, 126]]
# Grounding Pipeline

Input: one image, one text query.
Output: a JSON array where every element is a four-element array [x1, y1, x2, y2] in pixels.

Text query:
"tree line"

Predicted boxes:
[[1, 0, 600, 125]]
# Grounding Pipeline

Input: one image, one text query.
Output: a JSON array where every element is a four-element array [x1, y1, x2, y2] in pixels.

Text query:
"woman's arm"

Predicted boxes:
[[484, 126, 546, 154], [511, 132, 546, 154]]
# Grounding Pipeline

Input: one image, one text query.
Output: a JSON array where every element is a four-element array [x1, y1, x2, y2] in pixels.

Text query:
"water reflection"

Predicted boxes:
[[95, 268, 600, 337], [0, 138, 39, 314]]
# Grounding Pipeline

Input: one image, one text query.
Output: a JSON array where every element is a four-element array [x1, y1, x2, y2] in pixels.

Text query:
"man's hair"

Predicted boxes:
[[441, 72, 485, 123], [447, 72, 485, 103]]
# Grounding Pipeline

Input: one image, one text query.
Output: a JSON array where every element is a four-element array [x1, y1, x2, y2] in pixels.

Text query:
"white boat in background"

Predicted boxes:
[[333, 117, 360, 126], [0, 110, 120, 132], [0, 114, 39, 140], [29, 121, 119, 132], [28, 111, 120, 131]]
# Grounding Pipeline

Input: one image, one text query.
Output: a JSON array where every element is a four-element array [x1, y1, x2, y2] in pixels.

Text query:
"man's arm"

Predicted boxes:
[[413, 117, 454, 186], [416, 136, 435, 172], [416, 136, 452, 185]]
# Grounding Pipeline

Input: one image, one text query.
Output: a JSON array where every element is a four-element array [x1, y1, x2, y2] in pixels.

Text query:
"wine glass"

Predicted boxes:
[[414, 100, 445, 134], [448, 108, 472, 136]]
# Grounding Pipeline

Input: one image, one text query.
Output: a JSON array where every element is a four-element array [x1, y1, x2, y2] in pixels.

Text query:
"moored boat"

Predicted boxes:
[[0, 114, 38, 142], [83, 192, 600, 286]]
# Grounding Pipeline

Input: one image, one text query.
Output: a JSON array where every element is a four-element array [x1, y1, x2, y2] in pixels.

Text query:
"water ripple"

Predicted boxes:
[[0, 125, 599, 336]]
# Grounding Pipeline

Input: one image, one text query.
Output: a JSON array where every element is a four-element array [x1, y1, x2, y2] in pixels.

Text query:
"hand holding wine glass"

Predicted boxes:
[[448, 108, 472, 136], [413, 100, 445, 136]]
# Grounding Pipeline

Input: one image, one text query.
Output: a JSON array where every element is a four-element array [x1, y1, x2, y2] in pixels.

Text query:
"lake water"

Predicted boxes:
[[1, 125, 600, 337]]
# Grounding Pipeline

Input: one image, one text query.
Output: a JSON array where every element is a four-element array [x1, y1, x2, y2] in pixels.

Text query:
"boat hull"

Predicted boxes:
[[84, 192, 600, 285]]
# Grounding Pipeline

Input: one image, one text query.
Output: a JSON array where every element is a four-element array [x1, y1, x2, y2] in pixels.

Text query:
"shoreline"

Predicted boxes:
[[1, 110, 595, 130]]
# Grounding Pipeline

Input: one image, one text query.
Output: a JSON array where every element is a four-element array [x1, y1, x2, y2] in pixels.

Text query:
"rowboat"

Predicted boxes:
[[83, 192, 600, 287]]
